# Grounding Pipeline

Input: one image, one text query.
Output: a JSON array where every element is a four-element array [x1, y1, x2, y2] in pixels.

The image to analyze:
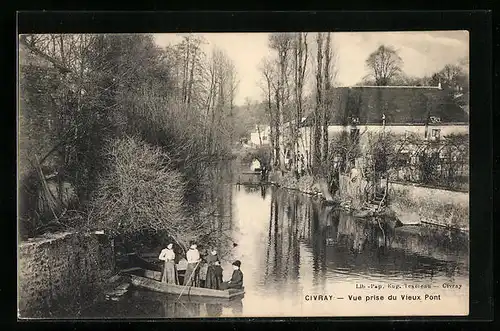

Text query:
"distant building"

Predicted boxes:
[[298, 85, 469, 166], [249, 125, 271, 147], [250, 159, 261, 171]]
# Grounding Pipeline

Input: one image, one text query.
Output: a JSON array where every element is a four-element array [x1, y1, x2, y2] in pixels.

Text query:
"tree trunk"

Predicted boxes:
[[274, 87, 282, 169], [187, 45, 196, 106], [277, 55, 286, 171], [257, 125, 263, 147], [322, 33, 332, 168], [313, 33, 324, 176]]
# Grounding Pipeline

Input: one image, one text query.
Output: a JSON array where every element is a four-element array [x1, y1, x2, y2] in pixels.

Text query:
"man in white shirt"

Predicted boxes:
[[183, 244, 201, 286], [159, 243, 177, 284]]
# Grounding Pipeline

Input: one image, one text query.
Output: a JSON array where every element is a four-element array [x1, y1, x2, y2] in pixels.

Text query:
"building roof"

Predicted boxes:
[[302, 86, 468, 127]]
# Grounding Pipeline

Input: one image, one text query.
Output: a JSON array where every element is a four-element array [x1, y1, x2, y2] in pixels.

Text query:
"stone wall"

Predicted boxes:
[[18, 231, 115, 317], [388, 181, 469, 230], [338, 174, 469, 230]]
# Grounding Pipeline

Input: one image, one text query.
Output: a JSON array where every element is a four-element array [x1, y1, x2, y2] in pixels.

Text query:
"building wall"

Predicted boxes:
[[329, 124, 469, 139], [18, 231, 115, 317], [297, 124, 468, 166], [249, 126, 271, 146]]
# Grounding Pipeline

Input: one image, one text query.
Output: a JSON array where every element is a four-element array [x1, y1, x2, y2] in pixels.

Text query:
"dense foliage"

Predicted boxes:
[[18, 34, 238, 246]]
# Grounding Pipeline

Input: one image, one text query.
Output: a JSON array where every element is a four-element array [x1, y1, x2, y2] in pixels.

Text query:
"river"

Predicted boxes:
[[80, 176, 469, 318]]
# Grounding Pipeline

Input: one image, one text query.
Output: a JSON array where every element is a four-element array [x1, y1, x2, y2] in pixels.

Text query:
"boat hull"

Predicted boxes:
[[124, 269, 245, 300]]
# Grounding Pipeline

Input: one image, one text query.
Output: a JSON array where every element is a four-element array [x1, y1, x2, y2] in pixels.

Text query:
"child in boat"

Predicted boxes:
[[220, 260, 243, 290]]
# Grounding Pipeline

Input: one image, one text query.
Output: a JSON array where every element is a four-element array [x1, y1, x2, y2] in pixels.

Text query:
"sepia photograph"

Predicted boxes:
[[17, 31, 469, 319]]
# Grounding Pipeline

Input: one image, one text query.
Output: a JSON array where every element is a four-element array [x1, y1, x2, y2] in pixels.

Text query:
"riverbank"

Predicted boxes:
[[269, 171, 327, 199], [268, 171, 468, 232]]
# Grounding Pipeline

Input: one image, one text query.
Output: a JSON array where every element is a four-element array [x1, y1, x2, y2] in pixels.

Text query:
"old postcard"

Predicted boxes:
[[18, 31, 469, 318]]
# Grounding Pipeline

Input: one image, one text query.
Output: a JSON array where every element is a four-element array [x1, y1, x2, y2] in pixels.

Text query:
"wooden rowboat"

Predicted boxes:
[[122, 268, 245, 300]]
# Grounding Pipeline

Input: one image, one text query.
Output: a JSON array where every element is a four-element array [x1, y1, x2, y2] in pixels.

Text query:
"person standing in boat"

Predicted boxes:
[[205, 249, 219, 265], [158, 243, 177, 284], [220, 260, 243, 290], [205, 250, 222, 289], [184, 243, 201, 286]]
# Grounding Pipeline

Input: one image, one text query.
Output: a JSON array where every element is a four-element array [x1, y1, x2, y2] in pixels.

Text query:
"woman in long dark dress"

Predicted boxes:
[[206, 260, 223, 290], [205, 249, 222, 289]]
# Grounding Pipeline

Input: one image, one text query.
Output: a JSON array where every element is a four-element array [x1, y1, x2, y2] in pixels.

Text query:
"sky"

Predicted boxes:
[[154, 31, 469, 106]]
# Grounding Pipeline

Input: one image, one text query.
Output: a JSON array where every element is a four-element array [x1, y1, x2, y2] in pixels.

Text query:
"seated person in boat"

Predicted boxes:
[[158, 243, 177, 284], [183, 243, 201, 286], [220, 260, 243, 290], [206, 259, 223, 290]]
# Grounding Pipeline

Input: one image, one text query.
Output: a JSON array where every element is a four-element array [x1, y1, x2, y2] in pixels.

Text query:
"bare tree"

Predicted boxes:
[[18, 33, 237, 241], [228, 61, 239, 145], [365, 45, 403, 86], [321, 33, 334, 166], [259, 57, 278, 166], [290, 33, 308, 173], [312, 33, 324, 175], [431, 64, 468, 92], [268, 33, 293, 170]]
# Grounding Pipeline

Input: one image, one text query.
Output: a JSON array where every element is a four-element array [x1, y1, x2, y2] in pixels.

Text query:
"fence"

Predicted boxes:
[[388, 137, 469, 191], [331, 133, 469, 192]]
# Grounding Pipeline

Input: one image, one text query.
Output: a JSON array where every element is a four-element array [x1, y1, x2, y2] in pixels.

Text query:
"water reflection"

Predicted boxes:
[[265, 186, 468, 282], [238, 184, 268, 198], [82, 172, 468, 318], [81, 290, 244, 318]]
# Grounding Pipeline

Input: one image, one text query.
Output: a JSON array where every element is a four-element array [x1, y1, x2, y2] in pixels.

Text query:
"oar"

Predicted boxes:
[[176, 259, 201, 301]]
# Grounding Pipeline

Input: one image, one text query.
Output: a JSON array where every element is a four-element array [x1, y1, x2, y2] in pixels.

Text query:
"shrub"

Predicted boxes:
[[87, 136, 194, 249]]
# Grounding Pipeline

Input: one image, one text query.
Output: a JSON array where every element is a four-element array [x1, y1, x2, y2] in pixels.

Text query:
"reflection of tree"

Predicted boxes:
[[196, 162, 235, 260], [259, 188, 468, 295], [264, 190, 276, 281], [291, 195, 300, 278], [273, 189, 280, 282], [264, 189, 303, 286], [260, 185, 267, 199]]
